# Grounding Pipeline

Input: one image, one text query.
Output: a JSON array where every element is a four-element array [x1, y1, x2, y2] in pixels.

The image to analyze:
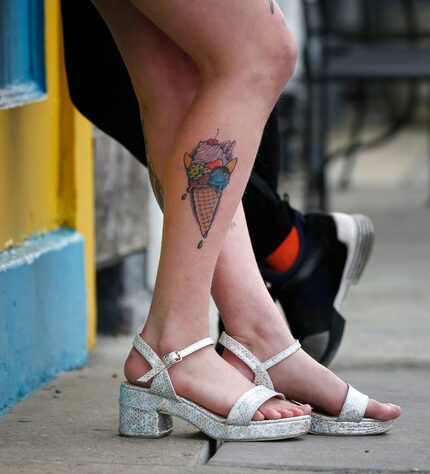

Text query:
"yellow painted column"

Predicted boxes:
[[0, 1, 61, 246], [59, 106, 96, 349]]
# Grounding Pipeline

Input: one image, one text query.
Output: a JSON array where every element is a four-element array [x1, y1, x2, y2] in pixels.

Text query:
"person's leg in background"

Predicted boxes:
[[90, 0, 309, 420], [243, 97, 377, 367], [254, 104, 282, 191], [245, 104, 298, 265]]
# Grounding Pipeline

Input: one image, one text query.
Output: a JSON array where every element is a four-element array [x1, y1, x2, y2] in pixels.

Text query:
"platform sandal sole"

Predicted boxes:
[[119, 382, 311, 441], [219, 334, 396, 437], [310, 413, 392, 436]]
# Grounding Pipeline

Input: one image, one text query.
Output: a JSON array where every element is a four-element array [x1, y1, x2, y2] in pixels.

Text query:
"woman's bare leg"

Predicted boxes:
[[92, 0, 399, 421], [125, 0, 296, 338], [91, 0, 307, 420], [213, 207, 400, 421]]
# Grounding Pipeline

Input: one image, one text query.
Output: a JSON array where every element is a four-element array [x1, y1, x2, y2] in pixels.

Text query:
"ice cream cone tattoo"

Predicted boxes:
[[182, 131, 238, 249]]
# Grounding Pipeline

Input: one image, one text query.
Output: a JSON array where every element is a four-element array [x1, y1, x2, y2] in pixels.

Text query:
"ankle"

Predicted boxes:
[[225, 307, 292, 342], [124, 322, 210, 385], [140, 317, 209, 356], [225, 316, 295, 360]]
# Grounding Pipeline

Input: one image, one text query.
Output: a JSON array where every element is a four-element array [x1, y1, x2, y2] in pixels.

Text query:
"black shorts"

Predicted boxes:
[[61, 0, 147, 165]]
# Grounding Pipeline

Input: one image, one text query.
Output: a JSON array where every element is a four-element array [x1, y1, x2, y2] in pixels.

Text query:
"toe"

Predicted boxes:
[[278, 407, 294, 418], [287, 405, 306, 416], [365, 399, 401, 421], [271, 400, 311, 418], [260, 398, 294, 419], [259, 406, 283, 420], [300, 404, 313, 415], [252, 410, 265, 421]]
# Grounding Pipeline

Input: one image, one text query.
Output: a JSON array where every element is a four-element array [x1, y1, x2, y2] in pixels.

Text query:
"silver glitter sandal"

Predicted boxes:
[[219, 332, 393, 436], [119, 334, 311, 441]]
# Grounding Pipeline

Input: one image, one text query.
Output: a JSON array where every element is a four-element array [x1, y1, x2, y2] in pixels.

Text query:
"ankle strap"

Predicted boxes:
[[161, 337, 214, 367], [135, 335, 213, 384], [263, 340, 301, 370], [219, 332, 300, 389]]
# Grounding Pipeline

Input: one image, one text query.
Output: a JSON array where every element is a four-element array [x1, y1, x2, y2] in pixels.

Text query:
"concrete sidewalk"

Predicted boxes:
[[1, 128, 429, 473], [210, 367, 430, 472], [1, 339, 428, 473], [0, 336, 213, 474]]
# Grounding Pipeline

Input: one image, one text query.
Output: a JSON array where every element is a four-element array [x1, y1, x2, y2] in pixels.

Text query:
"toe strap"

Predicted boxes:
[[338, 384, 369, 422], [219, 332, 275, 389], [219, 332, 301, 390], [226, 386, 285, 426]]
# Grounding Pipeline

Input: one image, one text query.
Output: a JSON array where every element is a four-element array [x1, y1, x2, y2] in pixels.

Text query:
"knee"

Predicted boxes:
[[136, 56, 200, 118], [268, 28, 298, 90], [253, 27, 297, 94], [139, 78, 197, 118], [201, 27, 297, 106]]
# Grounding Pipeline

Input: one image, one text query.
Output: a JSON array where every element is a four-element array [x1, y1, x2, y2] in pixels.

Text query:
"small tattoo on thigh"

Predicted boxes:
[[268, 0, 275, 14], [144, 132, 164, 210], [181, 130, 238, 249]]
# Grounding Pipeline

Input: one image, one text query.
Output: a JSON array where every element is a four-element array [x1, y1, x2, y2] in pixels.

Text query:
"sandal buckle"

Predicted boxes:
[[162, 351, 182, 367]]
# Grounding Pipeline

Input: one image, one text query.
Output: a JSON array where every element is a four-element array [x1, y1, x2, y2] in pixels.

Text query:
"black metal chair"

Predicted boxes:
[[302, 0, 430, 210]]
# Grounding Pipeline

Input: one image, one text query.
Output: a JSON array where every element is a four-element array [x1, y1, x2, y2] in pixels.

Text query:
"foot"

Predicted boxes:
[[222, 327, 401, 421], [124, 329, 312, 422], [262, 211, 374, 366]]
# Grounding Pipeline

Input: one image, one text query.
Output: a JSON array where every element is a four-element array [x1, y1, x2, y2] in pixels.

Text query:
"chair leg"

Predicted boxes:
[[427, 98, 430, 207], [305, 79, 328, 211], [338, 82, 367, 190]]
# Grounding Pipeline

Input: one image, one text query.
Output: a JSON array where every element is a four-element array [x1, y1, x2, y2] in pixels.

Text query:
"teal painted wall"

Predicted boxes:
[[0, 0, 46, 108], [0, 228, 87, 415]]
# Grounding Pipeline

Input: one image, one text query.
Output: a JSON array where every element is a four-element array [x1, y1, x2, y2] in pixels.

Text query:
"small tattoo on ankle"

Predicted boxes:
[[182, 130, 238, 248]]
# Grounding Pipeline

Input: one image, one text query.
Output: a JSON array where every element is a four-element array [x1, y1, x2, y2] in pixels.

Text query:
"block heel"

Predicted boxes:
[[119, 404, 173, 438]]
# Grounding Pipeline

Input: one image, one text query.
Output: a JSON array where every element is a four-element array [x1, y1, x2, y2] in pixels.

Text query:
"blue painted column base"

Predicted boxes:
[[0, 228, 88, 415]]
